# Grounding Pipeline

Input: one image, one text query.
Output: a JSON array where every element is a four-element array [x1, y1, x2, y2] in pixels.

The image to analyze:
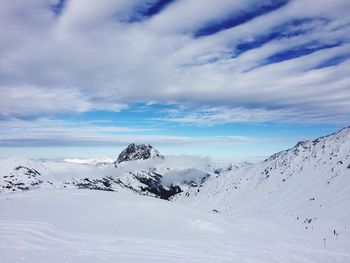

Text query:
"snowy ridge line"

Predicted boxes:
[[0, 144, 212, 199], [173, 126, 350, 225]]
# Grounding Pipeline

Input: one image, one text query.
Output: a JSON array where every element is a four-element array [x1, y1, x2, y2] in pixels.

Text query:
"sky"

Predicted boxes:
[[0, 0, 349, 161]]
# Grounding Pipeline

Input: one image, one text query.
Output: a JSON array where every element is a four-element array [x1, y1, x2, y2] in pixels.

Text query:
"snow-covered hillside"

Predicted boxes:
[[173, 126, 350, 240], [1, 189, 349, 263], [0, 157, 60, 192]]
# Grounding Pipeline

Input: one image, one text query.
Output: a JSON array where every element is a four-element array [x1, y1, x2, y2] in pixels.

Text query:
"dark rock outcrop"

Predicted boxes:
[[115, 143, 163, 165]]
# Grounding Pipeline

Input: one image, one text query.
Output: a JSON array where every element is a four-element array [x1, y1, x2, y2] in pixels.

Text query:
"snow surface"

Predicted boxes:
[[1, 189, 349, 263]]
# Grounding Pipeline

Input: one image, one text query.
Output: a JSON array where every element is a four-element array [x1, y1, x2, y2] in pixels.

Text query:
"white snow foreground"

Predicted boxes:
[[0, 189, 349, 263]]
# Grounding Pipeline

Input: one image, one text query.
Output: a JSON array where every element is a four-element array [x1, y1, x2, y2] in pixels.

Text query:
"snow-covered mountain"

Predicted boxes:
[[115, 143, 163, 165], [0, 157, 56, 192], [2, 128, 350, 210], [0, 145, 209, 199], [174, 126, 350, 224], [1, 127, 350, 262]]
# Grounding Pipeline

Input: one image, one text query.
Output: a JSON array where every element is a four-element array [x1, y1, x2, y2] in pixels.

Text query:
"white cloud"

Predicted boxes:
[[0, 117, 272, 147], [0, 0, 349, 124], [0, 86, 126, 116], [154, 104, 350, 126], [0, 118, 148, 140], [155, 107, 287, 125]]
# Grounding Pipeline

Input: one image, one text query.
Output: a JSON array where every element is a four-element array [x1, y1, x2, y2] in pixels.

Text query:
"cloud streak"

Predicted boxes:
[[0, 117, 284, 147]]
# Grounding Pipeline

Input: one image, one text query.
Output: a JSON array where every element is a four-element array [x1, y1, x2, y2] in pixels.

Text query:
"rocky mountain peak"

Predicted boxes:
[[115, 143, 163, 165]]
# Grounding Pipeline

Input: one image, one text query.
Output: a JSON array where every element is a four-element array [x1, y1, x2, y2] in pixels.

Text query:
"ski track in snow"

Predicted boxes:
[[0, 190, 349, 263]]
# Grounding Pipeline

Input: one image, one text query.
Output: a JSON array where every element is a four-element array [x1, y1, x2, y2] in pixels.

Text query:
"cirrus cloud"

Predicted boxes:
[[0, 0, 349, 123]]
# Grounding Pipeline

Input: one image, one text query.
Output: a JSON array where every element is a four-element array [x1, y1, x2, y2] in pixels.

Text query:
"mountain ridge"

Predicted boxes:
[[1, 126, 349, 218], [173, 126, 350, 226], [115, 143, 163, 165]]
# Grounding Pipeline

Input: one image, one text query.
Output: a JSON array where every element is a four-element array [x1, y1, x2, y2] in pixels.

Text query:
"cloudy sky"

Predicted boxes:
[[1, 0, 349, 160]]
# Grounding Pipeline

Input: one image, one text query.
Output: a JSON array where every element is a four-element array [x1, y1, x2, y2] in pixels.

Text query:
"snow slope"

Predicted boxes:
[[1, 189, 349, 263], [173, 126, 350, 255], [0, 157, 60, 192], [174, 127, 350, 216]]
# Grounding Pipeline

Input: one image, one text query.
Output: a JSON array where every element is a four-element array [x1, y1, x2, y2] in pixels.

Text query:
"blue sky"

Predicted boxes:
[[0, 0, 349, 161]]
